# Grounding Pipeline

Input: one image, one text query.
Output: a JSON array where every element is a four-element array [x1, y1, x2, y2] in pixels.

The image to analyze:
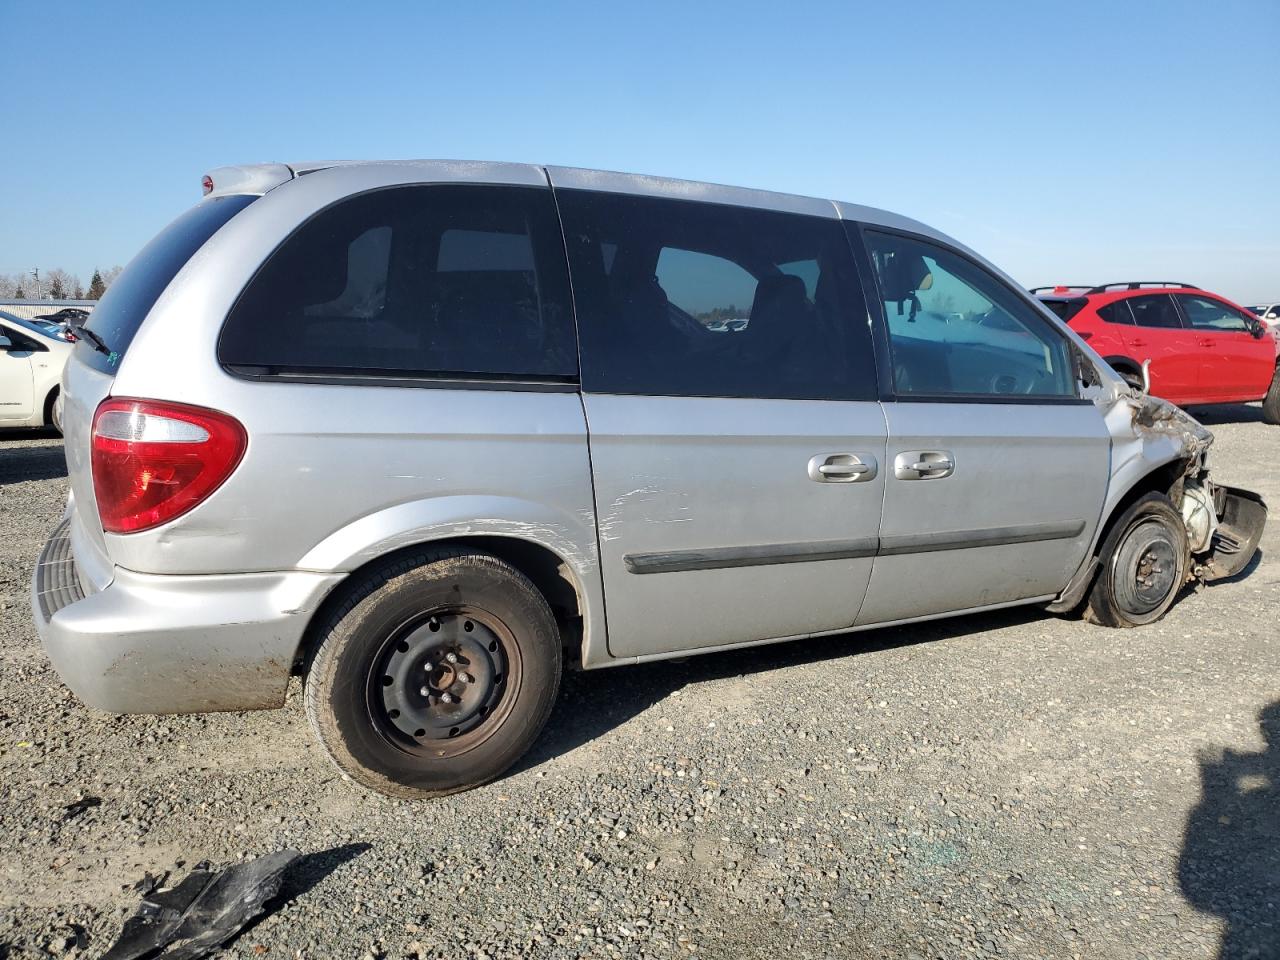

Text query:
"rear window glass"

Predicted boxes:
[[79, 194, 255, 374], [1039, 298, 1086, 322], [218, 185, 576, 381]]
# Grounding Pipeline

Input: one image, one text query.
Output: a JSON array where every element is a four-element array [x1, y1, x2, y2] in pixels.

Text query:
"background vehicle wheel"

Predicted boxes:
[[305, 548, 562, 799], [1084, 492, 1189, 628], [1263, 367, 1280, 425], [45, 389, 62, 435]]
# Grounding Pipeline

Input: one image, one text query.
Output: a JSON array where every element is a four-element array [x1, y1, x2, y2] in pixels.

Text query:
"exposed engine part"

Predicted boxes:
[[1181, 481, 1218, 555]]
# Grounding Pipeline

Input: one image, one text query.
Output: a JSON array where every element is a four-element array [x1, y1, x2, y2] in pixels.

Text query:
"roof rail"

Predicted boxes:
[[1029, 285, 1094, 295], [1086, 281, 1198, 293]]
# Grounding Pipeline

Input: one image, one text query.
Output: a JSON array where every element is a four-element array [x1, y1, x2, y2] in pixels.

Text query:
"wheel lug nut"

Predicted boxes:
[[446, 652, 459, 664], [441, 692, 455, 704], [420, 686, 430, 697], [462, 673, 474, 684]]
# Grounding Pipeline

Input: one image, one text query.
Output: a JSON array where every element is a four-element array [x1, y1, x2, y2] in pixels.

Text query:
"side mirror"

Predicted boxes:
[[0, 334, 12, 351], [1249, 320, 1266, 340], [1072, 345, 1101, 389]]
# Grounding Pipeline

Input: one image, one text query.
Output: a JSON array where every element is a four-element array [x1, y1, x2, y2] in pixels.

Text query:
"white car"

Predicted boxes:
[[1248, 302, 1280, 335], [0, 310, 74, 431]]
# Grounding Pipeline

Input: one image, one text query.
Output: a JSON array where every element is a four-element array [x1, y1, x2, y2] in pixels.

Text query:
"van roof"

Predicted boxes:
[[199, 159, 939, 241]]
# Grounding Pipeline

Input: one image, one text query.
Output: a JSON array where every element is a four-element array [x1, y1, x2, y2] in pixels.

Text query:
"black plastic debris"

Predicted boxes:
[[60, 796, 101, 821], [128, 871, 169, 897], [101, 850, 300, 960]]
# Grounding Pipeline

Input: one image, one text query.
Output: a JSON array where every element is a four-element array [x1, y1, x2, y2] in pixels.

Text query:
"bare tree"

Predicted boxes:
[[102, 265, 124, 288], [44, 268, 81, 301]]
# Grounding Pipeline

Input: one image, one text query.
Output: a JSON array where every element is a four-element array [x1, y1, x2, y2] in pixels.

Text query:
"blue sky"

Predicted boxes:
[[2, 0, 1277, 303]]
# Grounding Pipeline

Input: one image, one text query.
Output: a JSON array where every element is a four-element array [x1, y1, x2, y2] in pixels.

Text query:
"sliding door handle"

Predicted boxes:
[[808, 453, 878, 483]]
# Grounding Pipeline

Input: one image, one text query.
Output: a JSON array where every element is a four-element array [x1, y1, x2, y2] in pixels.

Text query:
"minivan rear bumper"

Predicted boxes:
[[32, 520, 342, 714]]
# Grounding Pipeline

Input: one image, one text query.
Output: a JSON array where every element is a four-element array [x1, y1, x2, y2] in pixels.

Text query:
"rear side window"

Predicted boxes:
[[1096, 301, 1135, 325], [862, 230, 1077, 399], [1127, 294, 1183, 329], [557, 190, 876, 400], [219, 185, 576, 381], [80, 194, 256, 374]]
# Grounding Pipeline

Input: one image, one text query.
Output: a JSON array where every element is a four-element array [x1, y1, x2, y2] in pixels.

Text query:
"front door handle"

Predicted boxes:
[[894, 451, 955, 480], [808, 453, 878, 483], [1129, 338, 1147, 347]]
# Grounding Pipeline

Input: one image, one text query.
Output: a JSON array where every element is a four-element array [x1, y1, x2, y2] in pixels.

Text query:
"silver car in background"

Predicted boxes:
[[32, 161, 1267, 798]]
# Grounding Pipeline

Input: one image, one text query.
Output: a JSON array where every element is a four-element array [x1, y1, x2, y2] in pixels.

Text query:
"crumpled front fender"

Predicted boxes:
[[1199, 485, 1267, 582]]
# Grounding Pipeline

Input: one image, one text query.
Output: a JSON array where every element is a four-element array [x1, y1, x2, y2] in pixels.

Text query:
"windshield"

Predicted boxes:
[[78, 193, 256, 373]]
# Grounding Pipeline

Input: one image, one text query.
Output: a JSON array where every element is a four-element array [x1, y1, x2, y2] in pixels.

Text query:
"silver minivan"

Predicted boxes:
[[32, 161, 1267, 798]]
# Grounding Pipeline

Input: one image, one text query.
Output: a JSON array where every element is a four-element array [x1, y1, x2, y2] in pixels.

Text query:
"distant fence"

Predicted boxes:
[[0, 299, 96, 321]]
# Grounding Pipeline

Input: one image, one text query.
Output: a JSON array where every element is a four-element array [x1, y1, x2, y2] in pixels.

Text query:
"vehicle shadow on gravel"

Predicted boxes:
[[0, 438, 67, 486], [1185, 404, 1266, 426], [516, 604, 1044, 775], [1178, 700, 1280, 959]]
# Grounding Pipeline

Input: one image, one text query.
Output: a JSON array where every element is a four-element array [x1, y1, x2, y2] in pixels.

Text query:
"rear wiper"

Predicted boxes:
[[75, 327, 112, 356]]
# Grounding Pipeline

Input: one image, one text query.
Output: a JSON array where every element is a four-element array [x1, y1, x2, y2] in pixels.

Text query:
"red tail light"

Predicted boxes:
[[91, 398, 247, 534]]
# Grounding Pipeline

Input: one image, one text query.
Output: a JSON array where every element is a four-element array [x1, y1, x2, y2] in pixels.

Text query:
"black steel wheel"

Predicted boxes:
[[368, 607, 520, 758], [306, 548, 562, 798], [1084, 492, 1189, 628]]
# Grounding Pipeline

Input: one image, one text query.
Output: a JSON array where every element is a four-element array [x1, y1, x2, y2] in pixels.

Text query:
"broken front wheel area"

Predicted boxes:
[[1085, 492, 1190, 628]]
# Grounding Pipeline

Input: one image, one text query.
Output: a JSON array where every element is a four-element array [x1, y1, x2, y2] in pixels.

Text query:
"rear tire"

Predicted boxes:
[[1084, 492, 1189, 628], [305, 548, 562, 799], [1263, 366, 1280, 425], [45, 389, 62, 435]]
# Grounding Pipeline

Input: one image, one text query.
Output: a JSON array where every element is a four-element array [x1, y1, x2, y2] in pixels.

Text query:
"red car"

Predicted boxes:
[[1034, 282, 1280, 422]]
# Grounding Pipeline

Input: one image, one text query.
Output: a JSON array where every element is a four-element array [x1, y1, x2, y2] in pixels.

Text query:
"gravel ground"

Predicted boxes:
[[0, 407, 1276, 960]]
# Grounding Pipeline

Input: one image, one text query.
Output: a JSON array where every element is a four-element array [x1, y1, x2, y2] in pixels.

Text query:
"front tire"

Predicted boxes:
[[305, 549, 562, 799], [1084, 493, 1189, 628], [1263, 366, 1280, 425]]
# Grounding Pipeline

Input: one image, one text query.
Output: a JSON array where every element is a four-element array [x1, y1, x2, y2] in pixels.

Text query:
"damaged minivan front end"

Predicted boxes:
[[1103, 382, 1265, 586], [1050, 377, 1266, 617]]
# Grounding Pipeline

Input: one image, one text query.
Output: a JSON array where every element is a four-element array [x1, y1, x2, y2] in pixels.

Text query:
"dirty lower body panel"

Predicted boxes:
[[32, 519, 343, 714]]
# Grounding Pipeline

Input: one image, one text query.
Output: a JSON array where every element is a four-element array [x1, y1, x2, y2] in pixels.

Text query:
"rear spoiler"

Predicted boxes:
[[201, 163, 296, 198]]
